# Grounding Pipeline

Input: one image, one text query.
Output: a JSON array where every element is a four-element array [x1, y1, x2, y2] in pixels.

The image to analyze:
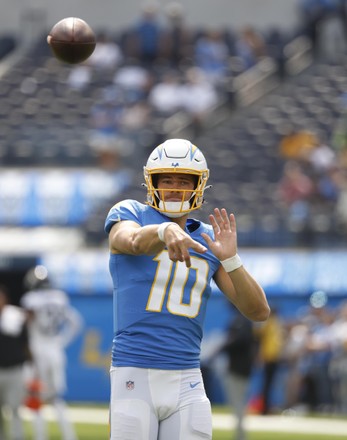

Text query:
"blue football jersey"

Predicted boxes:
[[105, 199, 220, 369]]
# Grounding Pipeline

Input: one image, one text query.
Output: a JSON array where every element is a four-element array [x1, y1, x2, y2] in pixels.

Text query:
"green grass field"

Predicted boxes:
[[19, 405, 347, 440], [22, 422, 347, 440], [213, 433, 346, 440]]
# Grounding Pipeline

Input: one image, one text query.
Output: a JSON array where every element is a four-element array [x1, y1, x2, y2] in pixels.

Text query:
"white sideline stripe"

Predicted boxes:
[[20, 406, 347, 436], [212, 414, 347, 436]]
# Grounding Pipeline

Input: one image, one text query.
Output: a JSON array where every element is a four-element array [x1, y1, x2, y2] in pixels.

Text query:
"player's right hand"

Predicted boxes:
[[163, 224, 207, 268]]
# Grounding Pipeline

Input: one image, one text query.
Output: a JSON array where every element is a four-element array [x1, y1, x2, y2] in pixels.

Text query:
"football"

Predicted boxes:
[[47, 17, 96, 64]]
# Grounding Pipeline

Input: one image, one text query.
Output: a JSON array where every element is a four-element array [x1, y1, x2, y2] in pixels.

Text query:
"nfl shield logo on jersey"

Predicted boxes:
[[126, 380, 134, 390]]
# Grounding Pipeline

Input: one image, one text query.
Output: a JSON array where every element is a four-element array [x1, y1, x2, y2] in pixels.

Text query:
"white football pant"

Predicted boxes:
[[109, 367, 212, 440]]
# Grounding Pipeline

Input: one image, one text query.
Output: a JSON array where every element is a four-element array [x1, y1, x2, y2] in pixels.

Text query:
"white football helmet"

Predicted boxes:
[[143, 139, 209, 217], [24, 265, 50, 290]]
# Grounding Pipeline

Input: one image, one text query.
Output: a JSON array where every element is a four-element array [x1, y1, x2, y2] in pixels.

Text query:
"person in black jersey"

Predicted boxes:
[[0, 284, 31, 440]]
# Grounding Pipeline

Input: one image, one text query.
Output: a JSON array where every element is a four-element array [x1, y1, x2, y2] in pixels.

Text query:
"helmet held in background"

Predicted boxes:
[[24, 265, 51, 291], [143, 139, 210, 217]]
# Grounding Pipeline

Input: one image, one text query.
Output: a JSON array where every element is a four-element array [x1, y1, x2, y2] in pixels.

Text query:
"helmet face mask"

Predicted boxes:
[[144, 139, 209, 217]]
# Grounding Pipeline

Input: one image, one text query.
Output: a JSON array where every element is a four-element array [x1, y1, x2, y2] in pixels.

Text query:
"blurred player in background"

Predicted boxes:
[[0, 284, 30, 440], [20, 266, 83, 440], [105, 138, 270, 440], [256, 307, 285, 415], [221, 311, 258, 440]]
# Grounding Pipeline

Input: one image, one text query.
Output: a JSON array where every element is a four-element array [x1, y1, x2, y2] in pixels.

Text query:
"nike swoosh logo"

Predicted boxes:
[[189, 381, 200, 389]]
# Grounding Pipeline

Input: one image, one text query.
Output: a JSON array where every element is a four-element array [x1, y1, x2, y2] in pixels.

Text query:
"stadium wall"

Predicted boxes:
[[2, 1, 302, 42], [1, 251, 346, 404], [66, 289, 347, 404], [57, 249, 347, 403]]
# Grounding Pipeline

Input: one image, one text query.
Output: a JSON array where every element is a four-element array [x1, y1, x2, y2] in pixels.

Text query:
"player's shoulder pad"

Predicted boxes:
[[105, 199, 144, 233], [197, 219, 214, 235]]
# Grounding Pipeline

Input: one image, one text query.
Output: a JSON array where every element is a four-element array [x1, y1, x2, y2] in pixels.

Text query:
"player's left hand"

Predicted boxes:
[[200, 208, 238, 261]]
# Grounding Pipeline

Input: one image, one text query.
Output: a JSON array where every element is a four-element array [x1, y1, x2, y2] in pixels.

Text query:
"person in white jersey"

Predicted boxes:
[[105, 138, 270, 440], [21, 265, 83, 440]]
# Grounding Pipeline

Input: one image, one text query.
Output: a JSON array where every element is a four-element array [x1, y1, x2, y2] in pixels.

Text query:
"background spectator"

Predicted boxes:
[[127, 1, 163, 66], [87, 31, 123, 71], [161, 1, 195, 68], [277, 160, 315, 241], [194, 29, 230, 86], [234, 25, 267, 70]]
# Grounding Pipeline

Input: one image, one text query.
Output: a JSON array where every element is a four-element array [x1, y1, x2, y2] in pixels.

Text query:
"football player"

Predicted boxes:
[[21, 265, 83, 440], [105, 138, 270, 440]]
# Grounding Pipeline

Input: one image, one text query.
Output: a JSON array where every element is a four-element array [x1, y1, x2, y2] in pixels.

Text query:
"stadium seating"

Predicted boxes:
[[0, 34, 16, 60], [1, 27, 347, 249], [192, 58, 347, 247]]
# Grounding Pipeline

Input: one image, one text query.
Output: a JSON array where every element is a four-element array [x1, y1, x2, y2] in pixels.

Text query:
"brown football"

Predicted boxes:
[[47, 17, 96, 64]]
